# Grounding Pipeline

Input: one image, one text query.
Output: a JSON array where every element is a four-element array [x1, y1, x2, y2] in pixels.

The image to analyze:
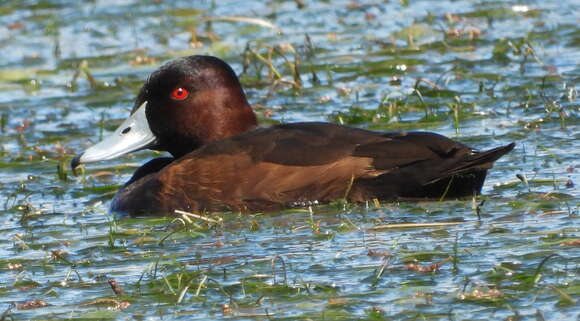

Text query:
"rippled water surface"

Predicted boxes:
[[0, 0, 578, 319]]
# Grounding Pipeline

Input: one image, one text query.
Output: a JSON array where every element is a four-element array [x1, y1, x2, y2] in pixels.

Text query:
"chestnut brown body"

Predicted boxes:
[[72, 56, 515, 216]]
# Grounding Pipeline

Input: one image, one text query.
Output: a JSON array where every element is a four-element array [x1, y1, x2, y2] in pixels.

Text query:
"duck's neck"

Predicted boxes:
[[167, 88, 257, 159]]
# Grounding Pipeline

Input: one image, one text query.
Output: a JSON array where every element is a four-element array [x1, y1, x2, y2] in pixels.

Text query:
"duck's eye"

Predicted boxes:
[[170, 87, 189, 101]]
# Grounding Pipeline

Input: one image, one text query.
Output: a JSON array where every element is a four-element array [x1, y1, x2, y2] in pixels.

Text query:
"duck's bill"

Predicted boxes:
[[71, 101, 156, 169]]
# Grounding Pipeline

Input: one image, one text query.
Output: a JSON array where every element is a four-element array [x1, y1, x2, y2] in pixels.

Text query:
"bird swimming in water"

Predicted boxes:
[[71, 55, 515, 216]]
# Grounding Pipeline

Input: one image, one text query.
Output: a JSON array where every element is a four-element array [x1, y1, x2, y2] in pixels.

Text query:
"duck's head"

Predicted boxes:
[[71, 55, 257, 169]]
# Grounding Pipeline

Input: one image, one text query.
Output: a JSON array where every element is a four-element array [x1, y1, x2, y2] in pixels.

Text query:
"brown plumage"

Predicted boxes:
[[72, 55, 515, 216]]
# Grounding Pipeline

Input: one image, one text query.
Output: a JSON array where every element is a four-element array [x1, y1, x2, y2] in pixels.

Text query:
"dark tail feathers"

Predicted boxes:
[[469, 142, 515, 167], [446, 142, 516, 176]]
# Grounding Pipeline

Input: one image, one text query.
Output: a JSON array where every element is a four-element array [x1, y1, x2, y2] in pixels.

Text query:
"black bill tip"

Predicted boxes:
[[71, 153, 83, 171]]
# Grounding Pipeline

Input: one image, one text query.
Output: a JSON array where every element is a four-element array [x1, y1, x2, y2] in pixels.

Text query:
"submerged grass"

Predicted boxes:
[[0, 0, 578, 320]]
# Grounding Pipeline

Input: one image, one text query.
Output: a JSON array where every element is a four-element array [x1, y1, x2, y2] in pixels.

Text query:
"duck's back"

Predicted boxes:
[[112, 122, 514, 215]]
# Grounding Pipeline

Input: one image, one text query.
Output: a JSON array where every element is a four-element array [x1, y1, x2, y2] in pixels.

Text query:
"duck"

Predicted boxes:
[[71, 55, 515, 216]]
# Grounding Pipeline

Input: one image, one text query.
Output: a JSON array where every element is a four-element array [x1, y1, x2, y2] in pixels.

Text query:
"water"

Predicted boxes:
[[0, 0, 578, 319]]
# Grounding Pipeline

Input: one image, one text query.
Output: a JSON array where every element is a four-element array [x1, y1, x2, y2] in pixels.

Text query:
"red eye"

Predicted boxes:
[[170, 87, 189, 100]]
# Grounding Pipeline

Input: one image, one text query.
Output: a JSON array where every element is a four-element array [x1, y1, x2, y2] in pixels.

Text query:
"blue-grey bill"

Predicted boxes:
[[71, 101, 156, 169]]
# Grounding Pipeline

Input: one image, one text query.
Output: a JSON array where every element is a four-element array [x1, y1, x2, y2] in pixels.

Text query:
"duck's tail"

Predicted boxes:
[[445, 142, 516, 177], [418, 142, 515, 198], [354, 141, 516, 200]]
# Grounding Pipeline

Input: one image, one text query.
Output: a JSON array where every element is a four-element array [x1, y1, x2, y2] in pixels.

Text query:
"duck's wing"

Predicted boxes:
[[351, 131, 515, 199], [154, 122, 514, 211]]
